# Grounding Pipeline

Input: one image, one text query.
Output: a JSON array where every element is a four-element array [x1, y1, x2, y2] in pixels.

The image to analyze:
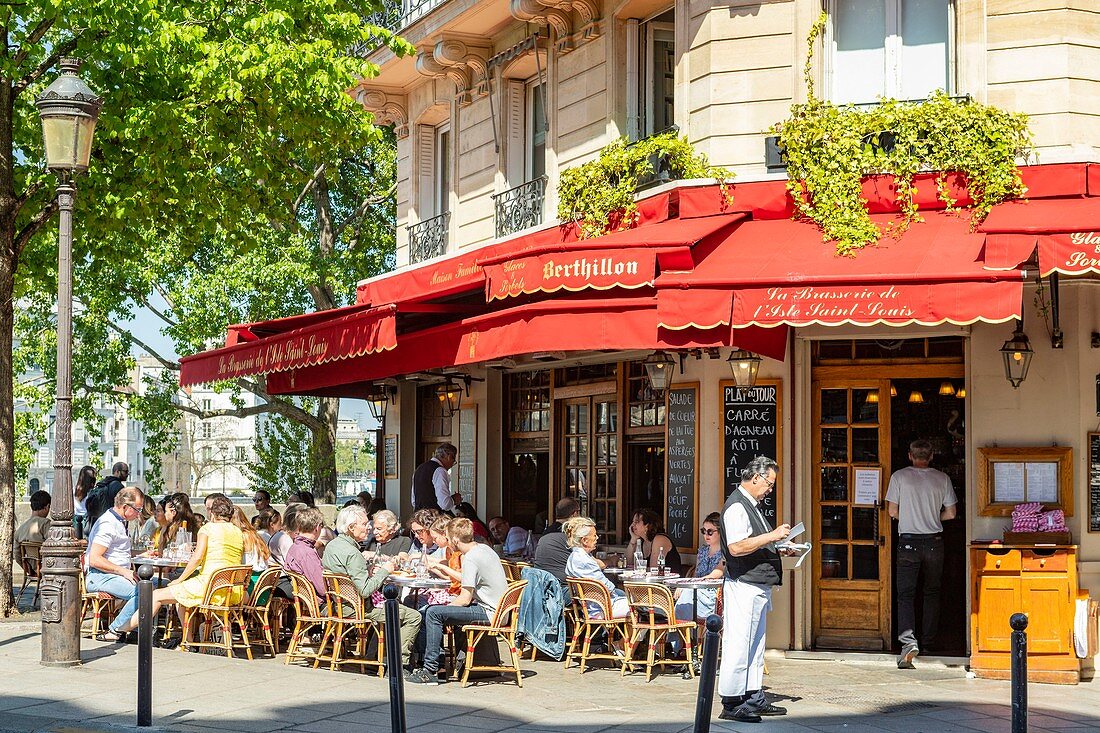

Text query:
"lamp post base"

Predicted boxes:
[[39, 530, 83, 667]]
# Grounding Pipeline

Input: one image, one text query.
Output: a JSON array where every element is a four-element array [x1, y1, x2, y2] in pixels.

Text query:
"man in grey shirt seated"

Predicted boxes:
[[406, 517, 508, 684], [534, 497, 581, 582], [886, 438, 958, 669]]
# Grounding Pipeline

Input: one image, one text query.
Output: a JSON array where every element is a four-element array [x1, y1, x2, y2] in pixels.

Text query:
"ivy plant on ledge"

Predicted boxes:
[[772, 13, 1033, 255], [558, 132, 734, 239]]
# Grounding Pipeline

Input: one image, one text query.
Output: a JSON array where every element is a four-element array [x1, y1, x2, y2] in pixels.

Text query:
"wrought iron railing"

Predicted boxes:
[[493, 177, 547, 238], [407, 212, 450, 264], [358, 0, 448, 36]]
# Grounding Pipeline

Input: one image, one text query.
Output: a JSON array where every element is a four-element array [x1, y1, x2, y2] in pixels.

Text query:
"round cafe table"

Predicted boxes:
[[385, 574, 451, 604]]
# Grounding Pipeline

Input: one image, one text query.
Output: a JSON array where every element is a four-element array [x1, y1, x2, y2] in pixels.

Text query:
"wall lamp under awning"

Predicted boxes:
[[726, 349, 762, 389], [1000, 321, 1034, 389], [643, 352, 676, 393]]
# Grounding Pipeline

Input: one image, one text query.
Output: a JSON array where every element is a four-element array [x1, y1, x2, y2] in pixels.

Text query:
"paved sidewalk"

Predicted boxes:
[[0, 622, 1098, 733]]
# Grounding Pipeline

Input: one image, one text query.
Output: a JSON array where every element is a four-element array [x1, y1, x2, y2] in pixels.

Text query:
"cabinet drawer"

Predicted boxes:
[[1021, 551, 1068, 573], [976, 550, 1020, 573]]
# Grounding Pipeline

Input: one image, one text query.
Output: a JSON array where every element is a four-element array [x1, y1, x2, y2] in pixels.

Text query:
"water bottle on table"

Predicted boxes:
[[656, 546, 666, 576]]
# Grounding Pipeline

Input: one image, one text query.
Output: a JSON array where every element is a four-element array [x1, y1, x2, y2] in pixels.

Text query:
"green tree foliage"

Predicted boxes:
[[2, 0, 410, 614], [242, 411, 316, 504]]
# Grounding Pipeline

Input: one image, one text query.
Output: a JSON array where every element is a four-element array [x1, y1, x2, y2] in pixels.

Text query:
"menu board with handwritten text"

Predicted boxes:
[[721, 381, 782, 530], [383, 434, 398, 480], [1089, 433, 1100, 532], [665, 384, 698, 549], [457, 406, 478, 504]]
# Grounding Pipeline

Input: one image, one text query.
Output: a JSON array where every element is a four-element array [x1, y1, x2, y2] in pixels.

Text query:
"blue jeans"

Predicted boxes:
[[85, 570, 139, 633], [421, 604, 489, 673]]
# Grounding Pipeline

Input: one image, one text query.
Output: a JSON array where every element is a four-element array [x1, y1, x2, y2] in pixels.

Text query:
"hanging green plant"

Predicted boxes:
[[558, 132, 734, 238], [772, 12, 1033, 255]]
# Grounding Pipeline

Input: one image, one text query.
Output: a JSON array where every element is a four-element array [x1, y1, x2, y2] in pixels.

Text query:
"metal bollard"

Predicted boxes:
[[383, 585, 407, 733], [136, 564, 155, 727], [693, 614, 723, 733], [1010, 613, 1028, 733]]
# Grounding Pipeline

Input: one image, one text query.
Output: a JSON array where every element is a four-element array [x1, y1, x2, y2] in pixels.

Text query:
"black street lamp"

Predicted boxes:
[[36, 58, 102, 667]]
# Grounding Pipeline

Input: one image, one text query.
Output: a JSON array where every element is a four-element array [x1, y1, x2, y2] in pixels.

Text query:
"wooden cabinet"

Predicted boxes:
[[970, 544, 1081, 684]]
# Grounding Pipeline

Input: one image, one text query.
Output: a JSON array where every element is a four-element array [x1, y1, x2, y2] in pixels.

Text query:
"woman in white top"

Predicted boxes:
[[564, 516, 629, 619]]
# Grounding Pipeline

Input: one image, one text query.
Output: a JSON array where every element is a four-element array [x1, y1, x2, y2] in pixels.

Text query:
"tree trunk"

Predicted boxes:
[[0, 77, 18, 617], [0, 241, 15, 617], [311, 396, 339, 503]]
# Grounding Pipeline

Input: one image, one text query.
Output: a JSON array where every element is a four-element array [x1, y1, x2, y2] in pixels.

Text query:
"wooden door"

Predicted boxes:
[[812, 380, 893, 650], [1021, 576, 1072, 654], [560, 395, 620, 539]]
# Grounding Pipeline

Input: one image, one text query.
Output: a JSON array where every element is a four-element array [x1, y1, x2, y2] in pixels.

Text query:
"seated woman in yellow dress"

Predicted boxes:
[[114, 494, 244, 635]]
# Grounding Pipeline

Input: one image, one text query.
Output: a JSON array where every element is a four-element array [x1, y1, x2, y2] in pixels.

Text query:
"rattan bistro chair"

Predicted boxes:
[[320, 572, 386, 676], [17, 541, 42, 608], [182, 565, 253, 659], [458, 579, 528, 687], [283, 570, 335, 668], [78, 562, 118, 638], [564, 577, 631, 674], [243, 565, 282, 657], [622, 582, 696, 681]]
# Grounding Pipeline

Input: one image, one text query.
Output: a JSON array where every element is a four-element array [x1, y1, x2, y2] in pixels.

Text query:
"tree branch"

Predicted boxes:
[[292, 164, 326, 218], [333, 184, 396, 240], [13, 198, 57, 259], [11, 17, 54, 69], [13, 31, 101, 96], [98, 316, 181, 371]]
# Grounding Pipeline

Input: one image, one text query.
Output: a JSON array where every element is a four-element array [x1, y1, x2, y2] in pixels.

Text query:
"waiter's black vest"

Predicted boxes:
[[719, 488, 783, 587], [412, 459, 442, 511]]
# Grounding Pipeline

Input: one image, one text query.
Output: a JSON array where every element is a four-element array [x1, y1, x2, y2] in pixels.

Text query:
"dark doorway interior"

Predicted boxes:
[[506, 451, 549, 532], [626, 442, 665, 543], [889, 377, 967, 656]]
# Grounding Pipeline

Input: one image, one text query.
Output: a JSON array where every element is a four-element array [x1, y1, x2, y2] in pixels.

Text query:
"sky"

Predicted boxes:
[[124, 297, 379, 431]]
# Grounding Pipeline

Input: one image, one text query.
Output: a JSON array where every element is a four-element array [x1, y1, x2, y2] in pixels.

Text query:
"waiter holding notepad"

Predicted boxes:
[[716, 455, 798, 723]]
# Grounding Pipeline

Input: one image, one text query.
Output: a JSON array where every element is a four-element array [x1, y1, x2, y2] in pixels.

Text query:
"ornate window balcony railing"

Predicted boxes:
[[407, 212, 450, 265], [493, 176, 547, 239], [361, 0, 449, 35]]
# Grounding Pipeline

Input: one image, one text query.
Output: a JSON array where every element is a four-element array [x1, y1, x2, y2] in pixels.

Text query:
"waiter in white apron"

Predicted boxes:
[[716, 455, 793, 723]]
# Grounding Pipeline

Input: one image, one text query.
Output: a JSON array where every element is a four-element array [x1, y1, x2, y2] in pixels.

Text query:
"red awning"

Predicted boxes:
[[656, 211, 1025, 329], [179, 305, 397, 387], [979, 197, 1100, 276], [224, 303, 376, 346], [482, 214, 744, 302], [356, 192, 678, 307], [264, 296, 787, 396]]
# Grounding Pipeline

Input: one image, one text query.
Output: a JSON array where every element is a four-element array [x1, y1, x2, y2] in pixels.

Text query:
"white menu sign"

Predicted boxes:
[[853, 468, 881, 506]]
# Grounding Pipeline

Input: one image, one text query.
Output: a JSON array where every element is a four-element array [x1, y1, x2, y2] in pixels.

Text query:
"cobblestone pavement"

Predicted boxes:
[[0, 622, 1096, 733]]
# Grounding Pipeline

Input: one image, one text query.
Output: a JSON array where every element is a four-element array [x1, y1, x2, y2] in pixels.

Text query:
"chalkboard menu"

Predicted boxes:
[[383, 434, 398, 480], [665, 384, 699, 549], [1089, 433, 1100, 532], [457, 406, 478, 504], [721, 381, 782, 530]]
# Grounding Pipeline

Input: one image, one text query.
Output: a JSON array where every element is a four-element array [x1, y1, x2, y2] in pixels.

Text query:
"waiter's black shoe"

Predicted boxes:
[[753, 703, 787, 716], [718, 707, 762, 723]]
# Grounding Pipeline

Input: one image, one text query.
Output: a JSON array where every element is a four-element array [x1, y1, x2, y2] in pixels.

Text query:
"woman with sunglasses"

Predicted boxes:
[[674, 512, 725, 622]]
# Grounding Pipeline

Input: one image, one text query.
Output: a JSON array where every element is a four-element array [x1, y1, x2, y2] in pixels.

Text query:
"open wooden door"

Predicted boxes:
[[812, 380, 892, 650]]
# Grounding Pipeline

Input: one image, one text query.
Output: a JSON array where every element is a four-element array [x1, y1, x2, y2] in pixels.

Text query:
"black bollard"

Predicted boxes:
[[383, 585, 407, 733], [136, 564, 155, 727], [1010, 613, 1028, 733], [693, 614, 723, 733]]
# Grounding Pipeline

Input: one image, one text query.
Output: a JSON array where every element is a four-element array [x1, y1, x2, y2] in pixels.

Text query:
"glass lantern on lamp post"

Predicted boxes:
[[36, 58, 103, 667]]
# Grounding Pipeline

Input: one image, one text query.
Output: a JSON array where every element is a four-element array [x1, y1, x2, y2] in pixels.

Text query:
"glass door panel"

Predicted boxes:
[[812, 380, 891, 650]]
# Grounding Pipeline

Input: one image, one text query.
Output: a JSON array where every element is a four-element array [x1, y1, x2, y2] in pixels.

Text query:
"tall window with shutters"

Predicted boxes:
[[827, 0, 954, 105]]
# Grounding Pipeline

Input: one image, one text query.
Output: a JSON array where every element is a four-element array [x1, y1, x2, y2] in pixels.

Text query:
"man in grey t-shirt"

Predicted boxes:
[[406, 517, 508, 685], [886, 439, 958, 669]]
